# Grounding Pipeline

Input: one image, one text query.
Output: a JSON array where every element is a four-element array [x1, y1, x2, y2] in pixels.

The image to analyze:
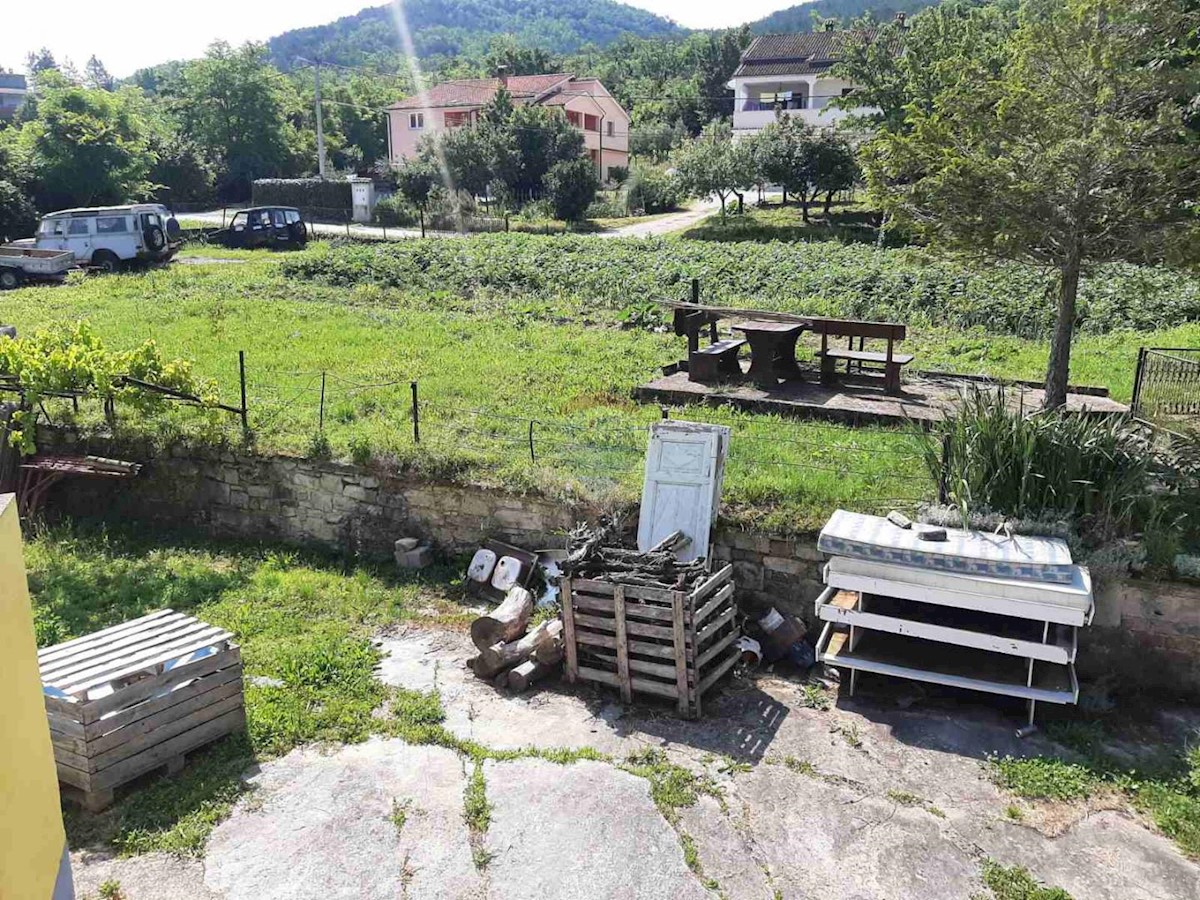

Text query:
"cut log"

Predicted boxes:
[[508, 659, 558, 692], [470, 586, 534, 651], [472, 619, 563, 680]]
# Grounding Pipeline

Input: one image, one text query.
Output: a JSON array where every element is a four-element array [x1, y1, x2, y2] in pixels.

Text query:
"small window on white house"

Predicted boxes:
[[606, 120, 614, 137], [409, 112, 424, 129]]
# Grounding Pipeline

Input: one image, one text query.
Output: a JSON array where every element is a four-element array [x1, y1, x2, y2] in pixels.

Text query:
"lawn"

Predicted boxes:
[[3, 233, 1198, 531], [26, 520, 472, 855], [678, 200, 893, 246]]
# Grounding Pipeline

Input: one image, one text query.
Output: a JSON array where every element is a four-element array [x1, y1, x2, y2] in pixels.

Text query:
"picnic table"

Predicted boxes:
[[732, 321, 807, 388]]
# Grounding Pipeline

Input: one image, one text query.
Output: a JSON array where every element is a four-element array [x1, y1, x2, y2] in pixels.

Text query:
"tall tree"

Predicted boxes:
[[672, 121, 756, 220], [865, 0, 1200, 408], [174, 42, 301, 200], [15, 72, 154, 209], [84, 56, 114, 91]]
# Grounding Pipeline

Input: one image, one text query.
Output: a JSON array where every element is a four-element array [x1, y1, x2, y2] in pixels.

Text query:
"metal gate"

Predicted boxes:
[[1132, 347, 1200, 419]]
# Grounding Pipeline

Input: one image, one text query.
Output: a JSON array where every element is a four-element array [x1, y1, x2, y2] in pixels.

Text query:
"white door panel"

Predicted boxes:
[[637, 421, 730, 562]]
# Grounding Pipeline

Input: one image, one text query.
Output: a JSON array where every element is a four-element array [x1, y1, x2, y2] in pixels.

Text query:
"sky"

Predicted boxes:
[[2, 0, 791, 77]]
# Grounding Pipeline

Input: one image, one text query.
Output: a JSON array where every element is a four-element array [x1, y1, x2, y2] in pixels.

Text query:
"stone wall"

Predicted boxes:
[[42, 434, 1200, 696]]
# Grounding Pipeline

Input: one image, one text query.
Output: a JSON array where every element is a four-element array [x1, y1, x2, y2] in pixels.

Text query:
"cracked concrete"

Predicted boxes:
[[71, 628, 1200, 899]]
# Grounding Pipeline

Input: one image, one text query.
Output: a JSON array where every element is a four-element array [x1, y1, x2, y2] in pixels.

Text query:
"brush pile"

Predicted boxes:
[[562, 524, 705, 589]]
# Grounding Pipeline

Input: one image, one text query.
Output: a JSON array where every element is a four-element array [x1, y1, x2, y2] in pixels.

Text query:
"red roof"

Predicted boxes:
[[390, 74, 575, 110]]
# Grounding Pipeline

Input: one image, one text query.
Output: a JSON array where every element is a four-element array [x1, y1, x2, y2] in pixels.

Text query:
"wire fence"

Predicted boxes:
[[237, 364, 936, 513]]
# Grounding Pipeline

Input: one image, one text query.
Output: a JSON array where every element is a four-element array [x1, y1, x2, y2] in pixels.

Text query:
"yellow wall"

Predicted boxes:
[[0, 493, 66, 900]]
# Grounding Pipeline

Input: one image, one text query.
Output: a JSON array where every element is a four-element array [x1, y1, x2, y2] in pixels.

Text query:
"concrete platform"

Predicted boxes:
[[635, 366, 1128, 427]]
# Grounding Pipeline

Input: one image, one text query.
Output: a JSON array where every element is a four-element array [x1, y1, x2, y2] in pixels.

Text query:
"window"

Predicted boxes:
[[285, 210, 301, 225], [584, 114, 599, 132], [250, 210, 271, 228], [444, 110, 471, 128], [95, 217, 128, 234], [271, 209, 287, 228], [40, 219, 66, 237], [68, 219, 90, 236], [841, 88, 854, 97], [566, 110, 582, 128], [231, 212, 248, 230], [140, 213, 161, 230], [606, 120, 614, 138], [409, 112, 424, 129]]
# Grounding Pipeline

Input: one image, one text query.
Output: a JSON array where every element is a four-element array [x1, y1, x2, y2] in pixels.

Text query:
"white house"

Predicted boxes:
[[0, 74, 27, 121], [728, 24, 899, 138]]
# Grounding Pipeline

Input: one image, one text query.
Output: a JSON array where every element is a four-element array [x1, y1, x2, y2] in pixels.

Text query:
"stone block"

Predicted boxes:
[[396, 546, 434, 569], [731, 560, 764, 592], [246, 483, 274, 499], [395, 537, 420, 552], [762, 555, 810, 577]]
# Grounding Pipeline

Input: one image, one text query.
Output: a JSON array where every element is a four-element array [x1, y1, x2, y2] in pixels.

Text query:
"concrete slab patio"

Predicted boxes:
[[71, 627, 1200, 899]]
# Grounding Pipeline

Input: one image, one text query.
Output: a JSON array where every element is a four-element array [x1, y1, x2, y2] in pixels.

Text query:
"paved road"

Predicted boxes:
[[182, 198, 722, 243], [73, 628, 1200, 900]]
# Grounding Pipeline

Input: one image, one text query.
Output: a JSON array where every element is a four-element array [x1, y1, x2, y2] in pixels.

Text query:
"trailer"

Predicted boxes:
[[0, 246, 74, 289]]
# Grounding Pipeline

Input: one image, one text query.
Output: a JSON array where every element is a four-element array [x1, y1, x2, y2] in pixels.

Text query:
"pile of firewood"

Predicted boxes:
[[467, 587, 564, 692], [562, 524, 706, 589]]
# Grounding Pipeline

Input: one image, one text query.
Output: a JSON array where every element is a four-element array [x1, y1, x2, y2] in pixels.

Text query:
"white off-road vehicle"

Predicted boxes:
[[33, 204, 182, 272]]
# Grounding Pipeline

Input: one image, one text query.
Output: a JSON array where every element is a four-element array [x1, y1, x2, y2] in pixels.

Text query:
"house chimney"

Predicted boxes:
[[895, 12, 907, 26], [823, 20, 836, 32], [496, 65, 509, 89]]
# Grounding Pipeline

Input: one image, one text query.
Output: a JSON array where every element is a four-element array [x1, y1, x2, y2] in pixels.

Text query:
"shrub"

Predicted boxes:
[[545, 157, 599, 223], [0, 179, 36, 242], [921, 388, 1154, 538], [585, 192, 628, 219], [252, 178, 353, 214], [624, 164, 681, 214], [372, 195, 419, 228]]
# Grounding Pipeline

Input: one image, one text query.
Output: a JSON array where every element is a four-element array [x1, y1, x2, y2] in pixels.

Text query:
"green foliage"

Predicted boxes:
[[923, 389, 1155, 538], [0, 321, 215, 454], [624, 164, 682, 214], [672, 122, 756, 220], [861, 0, 1200, 406], [0, 178, 36, 241], [15, 71, 155, 210], [281, 235, 1200, 339], [147, 136, 216, 205], [264, 0, 685, 69], [545, 156, 599, 222], [745, 117, 859, 221], [252, 178, 352, 212], [752, 0, 938, 34], [395, 159, 438, 216], [621, 749, 723, 824], [991, 756, 1099, 802], [979, 860, 1073, 900]]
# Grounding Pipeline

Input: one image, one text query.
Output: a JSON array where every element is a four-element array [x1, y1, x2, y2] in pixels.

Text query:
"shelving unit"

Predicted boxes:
[[813, 512, 1093, 728]]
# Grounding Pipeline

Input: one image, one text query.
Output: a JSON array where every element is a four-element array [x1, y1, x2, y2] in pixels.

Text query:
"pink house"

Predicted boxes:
[[387, 73, 631, 184]]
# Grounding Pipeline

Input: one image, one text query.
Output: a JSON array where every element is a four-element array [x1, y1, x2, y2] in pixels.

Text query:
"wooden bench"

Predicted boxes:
[[811, 318, 912, 395], [689, 338, 747, 383]]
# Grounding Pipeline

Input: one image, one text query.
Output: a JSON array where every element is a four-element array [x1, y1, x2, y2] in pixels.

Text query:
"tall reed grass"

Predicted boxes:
[[921, 389, 1155, 539]]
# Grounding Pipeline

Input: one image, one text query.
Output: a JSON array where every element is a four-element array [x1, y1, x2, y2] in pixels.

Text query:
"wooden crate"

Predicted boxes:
[[38, 609, 245, 812], [561, 563, 739, 718]]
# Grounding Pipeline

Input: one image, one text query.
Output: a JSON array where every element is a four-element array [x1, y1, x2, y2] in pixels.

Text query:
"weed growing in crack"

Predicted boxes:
[[390, 798, 412, 832], [621, 749, 723, 824], [976, 860, 1072, 900], [464, 761, 493, 871]]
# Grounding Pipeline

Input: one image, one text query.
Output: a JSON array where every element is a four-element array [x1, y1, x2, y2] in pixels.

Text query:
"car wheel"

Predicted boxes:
[[92, 250, 121, 274], [0, 269, 21, 290]]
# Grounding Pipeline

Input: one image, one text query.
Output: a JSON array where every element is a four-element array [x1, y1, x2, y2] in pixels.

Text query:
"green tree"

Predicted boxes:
[[175, 42, 301, 200], [16, 72, 154, 210], [865, 0, 1200, 408], [148, 135, 216, 204], [395, 158, 438, 235], [545, 155, 599, 222], [0, 180, 36, 241], [673, 121, 756, 221], [84, 56, 114, 91]]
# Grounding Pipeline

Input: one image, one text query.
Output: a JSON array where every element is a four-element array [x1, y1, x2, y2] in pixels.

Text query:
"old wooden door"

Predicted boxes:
[[637, 421, 730, 562]]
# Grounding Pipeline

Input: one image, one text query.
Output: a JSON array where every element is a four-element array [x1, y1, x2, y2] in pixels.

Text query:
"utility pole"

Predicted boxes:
[[314, 60, 327, 178]]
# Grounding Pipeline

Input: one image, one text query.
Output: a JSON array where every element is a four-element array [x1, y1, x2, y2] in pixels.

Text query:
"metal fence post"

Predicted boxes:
[[238, 350, 249, 438], [410, 381, 420, 444], [528, 420, 536, 463], [691, 278, 700, 304], [1131, 347, 1147, 415], [937, 431, 951, 505], [319, 371, 326, 431]]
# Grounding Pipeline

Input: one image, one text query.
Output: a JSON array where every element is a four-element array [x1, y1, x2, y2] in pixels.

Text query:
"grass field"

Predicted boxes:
[[4, 234, 1198, 530]]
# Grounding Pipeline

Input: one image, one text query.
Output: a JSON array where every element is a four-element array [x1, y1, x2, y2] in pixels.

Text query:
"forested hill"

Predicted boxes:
[[266, 0, 686, 70], [750, 0, 939, 33]]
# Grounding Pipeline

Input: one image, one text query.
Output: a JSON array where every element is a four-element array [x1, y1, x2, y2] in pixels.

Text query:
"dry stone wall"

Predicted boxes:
[[41, 432, 1200, 696]]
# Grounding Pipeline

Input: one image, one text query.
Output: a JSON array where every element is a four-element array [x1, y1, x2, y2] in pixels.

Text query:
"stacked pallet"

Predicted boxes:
[[39, 610, 245, 811], [561, 560, 739, 718]]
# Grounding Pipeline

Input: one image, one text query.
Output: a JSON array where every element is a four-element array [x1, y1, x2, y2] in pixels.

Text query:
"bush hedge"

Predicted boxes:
[[281, 234, 1200, 338], [252, 179, 353, 212]]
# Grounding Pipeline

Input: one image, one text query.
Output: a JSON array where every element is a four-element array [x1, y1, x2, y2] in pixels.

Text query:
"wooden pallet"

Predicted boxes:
[[561, 564, 739, 718], [39, 609, 245, 812]]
